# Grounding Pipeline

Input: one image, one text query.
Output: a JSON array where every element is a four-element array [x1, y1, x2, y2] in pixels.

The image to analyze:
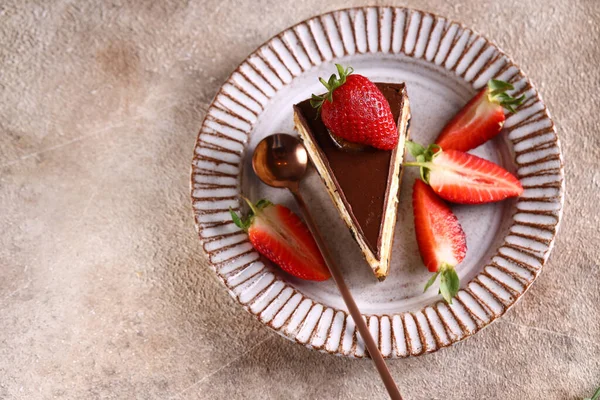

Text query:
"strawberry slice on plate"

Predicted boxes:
[[413, 180, 467, 304], [405, 142, 523, 204], [311, 64, 399, 150], [230, 198, 330, 282], [435, 79, 525, 152]]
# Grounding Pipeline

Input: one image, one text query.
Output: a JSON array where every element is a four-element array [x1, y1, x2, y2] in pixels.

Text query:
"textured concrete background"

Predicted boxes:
[[1, 0, 599, 399]]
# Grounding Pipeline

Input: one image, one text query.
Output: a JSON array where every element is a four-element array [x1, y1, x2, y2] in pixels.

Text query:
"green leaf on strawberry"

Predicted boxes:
[[487, 79, 525, 113], [423, 264, 460, 304], [424, 271, 441, 292], [405, 141, 426, 159], [404, 141, 441, 184], [439, 266, 460, 304], [230, 198, 273, 232], [230, 208, 246, 230]]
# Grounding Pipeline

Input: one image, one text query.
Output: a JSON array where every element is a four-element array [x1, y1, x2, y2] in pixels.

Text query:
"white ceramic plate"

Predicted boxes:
[[191, 7, 564, 358]]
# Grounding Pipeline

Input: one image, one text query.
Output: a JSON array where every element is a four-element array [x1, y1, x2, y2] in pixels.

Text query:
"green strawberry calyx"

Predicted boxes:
[[486, 79, 525, 113], [403, 141, 442, 184], [423, 263, 460, 304], [310, 64, 354, 115], [230, 198, 272, 232]]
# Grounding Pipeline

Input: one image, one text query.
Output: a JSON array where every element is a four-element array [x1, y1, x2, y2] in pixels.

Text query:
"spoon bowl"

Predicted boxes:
[[252, 134, 308, 189]]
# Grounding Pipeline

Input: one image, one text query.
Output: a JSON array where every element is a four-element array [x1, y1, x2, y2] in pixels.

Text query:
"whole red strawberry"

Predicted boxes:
[[311, 64, 399, 150], [230, 198, 330, 282]]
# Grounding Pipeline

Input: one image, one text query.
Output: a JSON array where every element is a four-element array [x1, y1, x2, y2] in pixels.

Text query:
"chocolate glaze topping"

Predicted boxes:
[[294, 83, 405, 258]]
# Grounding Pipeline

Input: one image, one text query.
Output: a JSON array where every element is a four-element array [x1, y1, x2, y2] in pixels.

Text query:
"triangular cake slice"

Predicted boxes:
[[293, 83, 411, 280]]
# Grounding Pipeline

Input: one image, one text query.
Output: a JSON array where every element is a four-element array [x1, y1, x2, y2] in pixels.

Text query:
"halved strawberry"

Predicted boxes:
[[230, 199, 330, 281], [311, 64, 398, 150], [405, 142, 523, 204], [413, 180, 466, 304], [435, 80, 525, 152]]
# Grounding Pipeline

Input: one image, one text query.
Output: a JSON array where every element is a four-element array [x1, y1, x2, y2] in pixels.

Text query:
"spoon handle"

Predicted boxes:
[[289, 187, 403, 400]]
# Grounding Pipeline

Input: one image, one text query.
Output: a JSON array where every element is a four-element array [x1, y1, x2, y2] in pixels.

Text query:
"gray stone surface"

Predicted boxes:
[[0, 0, 599, 399]]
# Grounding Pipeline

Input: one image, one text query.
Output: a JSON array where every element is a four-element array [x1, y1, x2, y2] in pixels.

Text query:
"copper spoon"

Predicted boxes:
[[252, 133, 402, 400]]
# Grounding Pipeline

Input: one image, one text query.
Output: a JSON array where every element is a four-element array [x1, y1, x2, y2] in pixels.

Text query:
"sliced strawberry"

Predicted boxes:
[[230, 199, 330, 281], [405, 142, 523, 204], [311, 64, 398, 150], [413, 180, 466, 303], [435, 80, 525, 152]]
